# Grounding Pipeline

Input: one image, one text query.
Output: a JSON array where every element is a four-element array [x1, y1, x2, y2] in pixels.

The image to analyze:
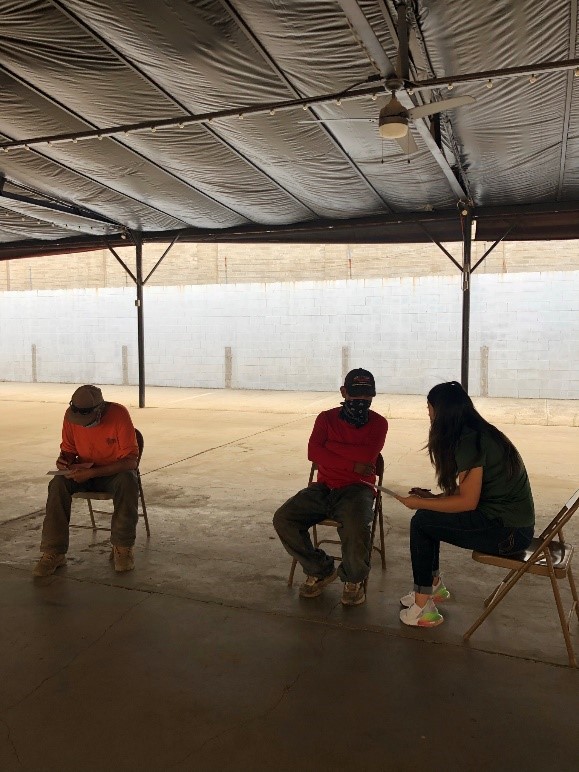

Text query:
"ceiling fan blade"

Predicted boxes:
[[394, 130, 419, 155], [407, 95, 476, 121]]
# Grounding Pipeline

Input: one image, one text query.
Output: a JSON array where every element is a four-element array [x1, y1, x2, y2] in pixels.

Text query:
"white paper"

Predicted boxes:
[[374, 484, 400, 498], [46, 463, 93, 476]]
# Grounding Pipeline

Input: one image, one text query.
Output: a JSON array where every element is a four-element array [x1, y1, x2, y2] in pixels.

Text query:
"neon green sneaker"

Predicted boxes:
[[400, 599, 444, 628], [400, 579, 450, 609]]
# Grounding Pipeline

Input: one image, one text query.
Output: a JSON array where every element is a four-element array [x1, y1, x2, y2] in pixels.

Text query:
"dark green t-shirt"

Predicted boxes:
[[454, 428, 535, 528]]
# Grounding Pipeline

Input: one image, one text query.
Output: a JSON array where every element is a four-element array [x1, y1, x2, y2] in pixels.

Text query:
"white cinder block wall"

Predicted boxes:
[[0, 272, 578, 398]]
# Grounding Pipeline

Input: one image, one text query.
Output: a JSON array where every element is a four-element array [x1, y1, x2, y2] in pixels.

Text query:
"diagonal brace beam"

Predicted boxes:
[[143, 233, 180, 284], [107, 244, 136, 284]]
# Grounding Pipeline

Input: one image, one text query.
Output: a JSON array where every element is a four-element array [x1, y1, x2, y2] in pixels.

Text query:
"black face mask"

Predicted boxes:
[[340, 399, 371, 428]]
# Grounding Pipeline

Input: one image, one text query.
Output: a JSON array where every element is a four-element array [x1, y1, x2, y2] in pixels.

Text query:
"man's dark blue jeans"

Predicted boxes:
[[273, 483, 375, 584], [411, 508, 534, 594]]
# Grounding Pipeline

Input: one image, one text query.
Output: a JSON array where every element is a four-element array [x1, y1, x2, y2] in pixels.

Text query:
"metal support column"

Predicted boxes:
[[135, 234, 145, 408], [460, 210, 473, 392]]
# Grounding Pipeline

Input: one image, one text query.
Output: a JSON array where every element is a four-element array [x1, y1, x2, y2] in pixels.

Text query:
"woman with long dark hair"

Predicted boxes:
[[396, 381, 535, 628]]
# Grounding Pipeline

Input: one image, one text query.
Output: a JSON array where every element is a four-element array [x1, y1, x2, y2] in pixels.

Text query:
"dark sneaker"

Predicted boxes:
[[341, 581, 366, 606], [111, 546, 135, 572], [299, 569, 338, 598], [33, 552, 66, 577]]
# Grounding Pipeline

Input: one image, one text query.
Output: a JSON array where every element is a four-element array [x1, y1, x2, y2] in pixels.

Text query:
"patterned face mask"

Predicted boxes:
[[83, 405, 105, 428], [340, 398, 371, 428]]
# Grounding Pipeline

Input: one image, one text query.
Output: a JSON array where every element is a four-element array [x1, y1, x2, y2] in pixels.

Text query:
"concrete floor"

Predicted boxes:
[[1, 383, 578, 771]]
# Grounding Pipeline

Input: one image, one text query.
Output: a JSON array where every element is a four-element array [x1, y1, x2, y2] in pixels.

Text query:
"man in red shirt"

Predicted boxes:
[[34, 385, 140, 577], [273, 369, 388, 606]]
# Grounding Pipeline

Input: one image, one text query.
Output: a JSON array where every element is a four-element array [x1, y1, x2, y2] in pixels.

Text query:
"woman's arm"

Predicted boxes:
[[397, 467, 483, 512]]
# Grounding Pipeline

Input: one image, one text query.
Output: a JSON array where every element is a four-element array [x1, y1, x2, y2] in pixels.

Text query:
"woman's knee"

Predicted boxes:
[[411, 508, 438, 531]]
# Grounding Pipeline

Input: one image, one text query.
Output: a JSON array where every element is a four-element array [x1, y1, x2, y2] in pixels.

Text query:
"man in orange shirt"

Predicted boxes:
[[34, 385, 140, 577]]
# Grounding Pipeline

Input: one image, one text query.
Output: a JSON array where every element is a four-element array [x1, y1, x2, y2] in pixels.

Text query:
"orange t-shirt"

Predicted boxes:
[[60, 402, 139, 466]]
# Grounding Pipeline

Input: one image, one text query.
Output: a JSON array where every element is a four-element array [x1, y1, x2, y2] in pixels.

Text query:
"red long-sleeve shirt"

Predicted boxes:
[[308, 407, 388, 489]]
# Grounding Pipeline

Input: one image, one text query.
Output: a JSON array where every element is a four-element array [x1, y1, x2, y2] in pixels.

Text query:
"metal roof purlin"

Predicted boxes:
[[48, 0, 318, 219], [0, 59, 251, 226], [337, 0, 469, 202], [0, 188, 119, 227], [222, 0, 394, 213], [557, 0, 578, 200], [2, 58, 579, 152]]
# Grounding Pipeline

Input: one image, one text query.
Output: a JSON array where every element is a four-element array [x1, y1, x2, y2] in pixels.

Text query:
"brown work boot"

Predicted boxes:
[[341, 581, 366, 606], [111, 546, 135, 573], [33, 552, 66, 578], [299, 569, 338, 598]]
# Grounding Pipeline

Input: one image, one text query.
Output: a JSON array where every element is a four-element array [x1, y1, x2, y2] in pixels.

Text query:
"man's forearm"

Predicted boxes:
[[90, 458, 138, 478]]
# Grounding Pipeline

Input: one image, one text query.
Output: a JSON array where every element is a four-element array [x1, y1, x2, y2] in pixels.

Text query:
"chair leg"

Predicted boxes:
[[364, 513, 378, 593], [483, 569, 517, 607], [378, 508, 386, 570], [288, 558, 297, 587], [87, 499, 97, 531], [369, 511, 378, 566], [138, 475, 151, 538], [547, 565, 577, 668], [567, 565, 579, 622], [463, 564, 529, 640]]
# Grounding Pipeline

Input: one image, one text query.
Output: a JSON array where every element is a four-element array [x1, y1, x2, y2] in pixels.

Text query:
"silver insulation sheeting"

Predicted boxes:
[[0, 0, 577, 251]]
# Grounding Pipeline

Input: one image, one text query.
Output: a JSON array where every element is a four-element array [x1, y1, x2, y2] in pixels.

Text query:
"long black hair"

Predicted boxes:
[[427, 381, 522, 494]]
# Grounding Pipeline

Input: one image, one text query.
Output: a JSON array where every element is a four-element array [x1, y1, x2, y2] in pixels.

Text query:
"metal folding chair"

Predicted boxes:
[[464, 489, 579, 667], [287, 453, 386, 590], [72, 428, 151, 538]]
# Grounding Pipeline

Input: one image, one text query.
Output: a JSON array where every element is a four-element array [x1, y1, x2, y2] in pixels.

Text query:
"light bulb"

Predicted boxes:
[[486, 80, 493, 89], [447, 83, 454, 90], [529, 74, 537, 84]]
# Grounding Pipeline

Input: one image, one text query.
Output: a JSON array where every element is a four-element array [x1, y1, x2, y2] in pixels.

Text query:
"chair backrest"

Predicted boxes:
[[539, 488, 579, 544], [135, 428, 144, 467], [309, 453, 384, 486]]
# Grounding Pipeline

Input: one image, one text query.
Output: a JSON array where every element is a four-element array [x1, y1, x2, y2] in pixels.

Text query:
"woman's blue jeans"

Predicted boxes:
[[410, 508, 534, 594]]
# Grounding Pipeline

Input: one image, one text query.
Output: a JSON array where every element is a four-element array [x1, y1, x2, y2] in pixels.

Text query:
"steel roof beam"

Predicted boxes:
[[337, 0, 469, 201], [2, 56, 579, 152], [0, 190, 119, 226], [557, 0, 578, 199], [49, 0, 317, 219], [223, 0, 394, 213], [0, 60, 247, 226]]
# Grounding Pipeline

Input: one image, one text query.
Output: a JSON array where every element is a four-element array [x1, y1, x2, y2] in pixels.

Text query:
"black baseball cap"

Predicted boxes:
[[344, 369, 376, 397]]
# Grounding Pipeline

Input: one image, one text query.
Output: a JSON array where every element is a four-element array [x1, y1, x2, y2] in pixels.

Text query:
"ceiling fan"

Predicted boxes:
[[302, 3, 476, 155]]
